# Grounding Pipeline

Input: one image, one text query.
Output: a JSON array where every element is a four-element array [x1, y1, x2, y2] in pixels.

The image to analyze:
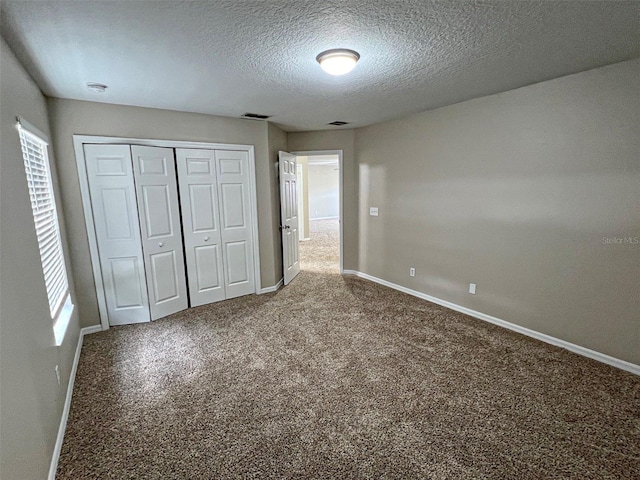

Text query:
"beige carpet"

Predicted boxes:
[[58, 219, 639, 479]]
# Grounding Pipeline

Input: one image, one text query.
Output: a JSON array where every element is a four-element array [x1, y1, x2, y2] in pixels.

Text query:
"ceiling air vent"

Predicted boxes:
[[328, 121, 349, 126], [242, 113, 271, 120]]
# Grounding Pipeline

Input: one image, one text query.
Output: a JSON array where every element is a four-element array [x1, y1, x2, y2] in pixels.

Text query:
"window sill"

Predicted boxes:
[[53, 295, 74, 347]]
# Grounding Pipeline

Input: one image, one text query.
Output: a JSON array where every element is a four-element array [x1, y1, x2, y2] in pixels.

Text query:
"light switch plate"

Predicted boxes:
[[369, 207, 379, 216], [469, 283, 476, 295]]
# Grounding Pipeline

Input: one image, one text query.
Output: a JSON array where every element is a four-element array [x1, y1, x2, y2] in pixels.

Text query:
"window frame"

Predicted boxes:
[[17, 116, 74, 345]]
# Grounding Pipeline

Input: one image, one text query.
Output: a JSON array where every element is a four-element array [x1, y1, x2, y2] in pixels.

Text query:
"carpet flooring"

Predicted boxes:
[[58, 219, 640, 479]]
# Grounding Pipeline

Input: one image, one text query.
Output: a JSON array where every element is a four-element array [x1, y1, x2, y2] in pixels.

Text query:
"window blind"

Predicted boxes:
[[19, 125, 69, 318]]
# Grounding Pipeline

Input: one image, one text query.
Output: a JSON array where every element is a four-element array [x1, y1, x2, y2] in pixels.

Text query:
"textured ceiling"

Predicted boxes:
[[1, 1, 639, 132]]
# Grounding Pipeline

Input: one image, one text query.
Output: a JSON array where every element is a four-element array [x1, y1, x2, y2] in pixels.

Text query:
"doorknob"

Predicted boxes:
[[158, 242, 164, 247], [204, 237, 210, 242], [286, 225, 291, 229]]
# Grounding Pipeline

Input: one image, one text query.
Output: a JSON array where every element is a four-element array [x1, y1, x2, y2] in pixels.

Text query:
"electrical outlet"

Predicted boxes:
[[469, 283, 476, 295], [55, 365, 61, 386], [369, 207, 379, 216], [409, 267, 416, 277]]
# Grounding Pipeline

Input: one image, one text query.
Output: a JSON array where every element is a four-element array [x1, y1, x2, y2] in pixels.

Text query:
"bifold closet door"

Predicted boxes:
[[215, 150, 255, 299], [176, 149, 255, 303], [176, 149, 225, 307], [131, 145, 188, 320], [84, 144, 150, 326]]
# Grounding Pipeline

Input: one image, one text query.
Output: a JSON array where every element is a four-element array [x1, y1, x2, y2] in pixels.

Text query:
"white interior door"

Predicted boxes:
[[279, 151, 300, 285], [84, 144, 150, 326], [131, 145, 188, 320], [215, 150, 255, 299], [176, 149, 226, 306]]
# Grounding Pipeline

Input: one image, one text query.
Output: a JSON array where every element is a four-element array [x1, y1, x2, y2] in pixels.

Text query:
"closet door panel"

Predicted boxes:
[[194, 245, 222, 291], [190, 184, 217, 232], [176, 149, 225, 306], [131, 145, 188, 320], [220, 184, 246, 228], [215, 150, 255, 299], [225, 241, 250, 285], [140, 185, 173, 237], [109, 257, 146, 310], [149, 251, 181, 302], [84, 144, 150, 325]]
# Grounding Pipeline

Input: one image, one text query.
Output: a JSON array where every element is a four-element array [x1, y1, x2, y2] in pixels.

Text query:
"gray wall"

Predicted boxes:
[[355, 58, 640, 364], [308, 163, 339, 219], [0, 38, 81, 479], [287, 130, 358, 271], [47, 99, 282, 328]]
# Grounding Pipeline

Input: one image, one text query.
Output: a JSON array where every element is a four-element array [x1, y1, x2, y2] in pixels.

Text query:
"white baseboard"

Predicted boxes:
[[49, 325, 103, 479], [309, 216, 339, 221], [259, 278, 283, 294], [342, 270, 639, 376], [81, 325, 103, 336]]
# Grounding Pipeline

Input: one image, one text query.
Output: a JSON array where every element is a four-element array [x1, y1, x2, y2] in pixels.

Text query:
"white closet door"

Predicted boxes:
[[215, 150, 256, 299], [131, 145, 188, 320], [84, 144, 150, 326], [176, 149, 225, 306]]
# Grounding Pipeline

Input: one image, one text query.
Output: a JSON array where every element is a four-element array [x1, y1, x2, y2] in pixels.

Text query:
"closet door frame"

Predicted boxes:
[[73, 135, 262, 331]]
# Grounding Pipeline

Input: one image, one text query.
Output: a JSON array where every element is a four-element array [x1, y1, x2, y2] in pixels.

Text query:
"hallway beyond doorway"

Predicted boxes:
[[299, 219, 339, 274]]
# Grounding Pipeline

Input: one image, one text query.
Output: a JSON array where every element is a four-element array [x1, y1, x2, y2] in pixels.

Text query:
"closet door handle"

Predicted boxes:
[[204, 237, 210, 242], [158, 242, 164, 247]]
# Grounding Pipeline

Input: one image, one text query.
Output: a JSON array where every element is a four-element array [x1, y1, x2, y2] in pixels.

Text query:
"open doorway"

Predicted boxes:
[[292, 150, 342, 274]]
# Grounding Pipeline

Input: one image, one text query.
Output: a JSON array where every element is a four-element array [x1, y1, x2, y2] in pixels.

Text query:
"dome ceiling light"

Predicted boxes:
[[316, 49, 360, 76]]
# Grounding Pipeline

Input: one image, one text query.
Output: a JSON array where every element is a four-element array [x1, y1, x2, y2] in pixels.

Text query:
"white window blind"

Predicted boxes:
[[19, 123, 69, 319]]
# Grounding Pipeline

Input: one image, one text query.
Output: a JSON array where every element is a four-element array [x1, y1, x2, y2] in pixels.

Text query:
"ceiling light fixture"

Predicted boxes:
[[316, 49, 360, 76], [86, 82, 108, 93]]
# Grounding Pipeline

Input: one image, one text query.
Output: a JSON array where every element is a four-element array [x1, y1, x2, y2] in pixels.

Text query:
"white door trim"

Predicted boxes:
[[291, 150, 344, 274], [73, 135, 262, 331]]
